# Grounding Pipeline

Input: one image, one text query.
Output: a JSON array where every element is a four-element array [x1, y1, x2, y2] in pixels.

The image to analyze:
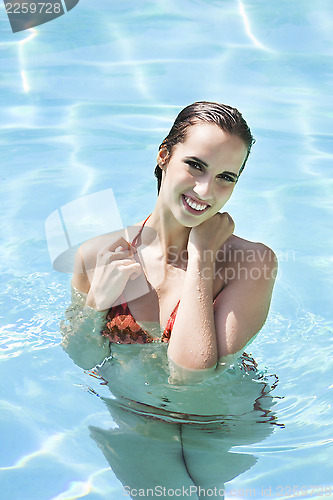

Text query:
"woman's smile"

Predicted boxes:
[[181, 194, 211, 215]]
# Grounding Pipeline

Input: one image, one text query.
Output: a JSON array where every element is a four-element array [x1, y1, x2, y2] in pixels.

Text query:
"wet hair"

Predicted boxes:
[[154, 101, 255, 194]]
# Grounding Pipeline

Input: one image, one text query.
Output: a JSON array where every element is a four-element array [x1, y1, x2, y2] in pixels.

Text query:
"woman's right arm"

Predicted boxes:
[[60, 283, 111, 370], [60, 236, 141, 369]]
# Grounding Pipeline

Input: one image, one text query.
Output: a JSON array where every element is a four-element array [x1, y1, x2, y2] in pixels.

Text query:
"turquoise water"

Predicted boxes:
[[1, 0, 333, 498]]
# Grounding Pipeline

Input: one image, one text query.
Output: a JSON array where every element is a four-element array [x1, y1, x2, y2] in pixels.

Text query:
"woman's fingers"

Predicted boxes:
[[95, 237, 137, 268], [103, 236, 137, 254], [96, 248, 135, 267], [120, 261, 142, 280], [219, 212, 235, 232], [188, 211, 235, 254], [106, 249, 133, 262], [95, 252, 141, 275]]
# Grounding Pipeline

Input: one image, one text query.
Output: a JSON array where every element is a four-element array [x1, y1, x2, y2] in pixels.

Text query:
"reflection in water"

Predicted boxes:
[[85, 348, 283, 499]]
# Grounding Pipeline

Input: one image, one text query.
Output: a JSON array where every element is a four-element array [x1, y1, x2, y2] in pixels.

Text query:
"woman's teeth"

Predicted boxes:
[[184, 195, 209, 211]]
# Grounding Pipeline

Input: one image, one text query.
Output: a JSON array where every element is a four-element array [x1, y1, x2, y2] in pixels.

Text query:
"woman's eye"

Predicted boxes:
[[186, 160, 203, 171], [218, 174, 236, 183]]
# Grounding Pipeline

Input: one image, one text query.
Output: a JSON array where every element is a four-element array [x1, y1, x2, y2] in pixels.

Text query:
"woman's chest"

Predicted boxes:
[[123, 265, 184, 329], [122, 257, 224, 332]]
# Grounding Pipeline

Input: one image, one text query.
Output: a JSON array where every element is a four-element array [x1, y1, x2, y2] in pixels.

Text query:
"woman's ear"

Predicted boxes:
[[157, 148, 169, 169]]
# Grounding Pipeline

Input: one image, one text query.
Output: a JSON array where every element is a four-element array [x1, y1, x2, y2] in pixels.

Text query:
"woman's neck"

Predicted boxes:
[[144, 201, 191, 269]]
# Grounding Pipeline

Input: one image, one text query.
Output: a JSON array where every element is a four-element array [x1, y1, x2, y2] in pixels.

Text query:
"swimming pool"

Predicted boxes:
[[1, 0, 333, 498]]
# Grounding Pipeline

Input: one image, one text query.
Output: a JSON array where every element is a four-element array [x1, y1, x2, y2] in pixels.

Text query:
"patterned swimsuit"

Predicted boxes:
[[101, 215, 180, 344]]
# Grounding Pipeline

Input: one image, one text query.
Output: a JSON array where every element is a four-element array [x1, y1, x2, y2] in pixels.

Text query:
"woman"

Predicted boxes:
[[63, 101, 277, 380]]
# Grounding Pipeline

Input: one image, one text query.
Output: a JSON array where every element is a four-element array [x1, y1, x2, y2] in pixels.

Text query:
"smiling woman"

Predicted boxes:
[[156, 123, 247, 225], [61, 100, 277, 380]]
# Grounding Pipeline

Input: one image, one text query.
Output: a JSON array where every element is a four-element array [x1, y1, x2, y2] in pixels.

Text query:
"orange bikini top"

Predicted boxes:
[[101, 215, 180, 344]]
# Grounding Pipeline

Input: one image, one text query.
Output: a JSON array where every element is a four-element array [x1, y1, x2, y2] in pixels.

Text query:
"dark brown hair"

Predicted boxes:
[[154, 101, 255, 193]]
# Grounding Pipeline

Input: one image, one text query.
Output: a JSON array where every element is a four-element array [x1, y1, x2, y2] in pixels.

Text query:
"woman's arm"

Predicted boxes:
[[61, 235, 141, 369], [167, 212, 233, 371], [167, 250, 218, 371], [214, 244, 277, 356], [60, 283, 111, 370], [60, 244, 110, 370], [167, 213, 277, 374]]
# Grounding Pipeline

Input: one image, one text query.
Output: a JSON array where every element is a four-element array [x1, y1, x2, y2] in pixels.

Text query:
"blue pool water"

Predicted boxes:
[[1, 0, 333, 498]]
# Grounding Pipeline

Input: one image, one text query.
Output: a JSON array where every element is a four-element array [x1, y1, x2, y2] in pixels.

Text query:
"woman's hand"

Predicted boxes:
[[187, 212, 235, 260], [86, 237, 142, 311]]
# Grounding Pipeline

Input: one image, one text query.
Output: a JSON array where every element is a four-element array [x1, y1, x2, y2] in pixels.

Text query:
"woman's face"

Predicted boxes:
[[158, 123, 248, 226]]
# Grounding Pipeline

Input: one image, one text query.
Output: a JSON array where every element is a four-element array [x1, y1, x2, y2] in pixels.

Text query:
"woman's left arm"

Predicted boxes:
[[167, 213, 277, 372], [167, 249, 219, 371], [214, 244, 277, 357], [168, 212, 232, 371]]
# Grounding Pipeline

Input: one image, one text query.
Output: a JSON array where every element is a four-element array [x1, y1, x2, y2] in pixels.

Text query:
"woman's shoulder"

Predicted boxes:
[[77, 231, 118, 266], [72, 230, 126, 293], [77, 222, 145, 266], [222, 234, 278, 271], [72, 222, 147, 293], [72, 233, 115, 292]]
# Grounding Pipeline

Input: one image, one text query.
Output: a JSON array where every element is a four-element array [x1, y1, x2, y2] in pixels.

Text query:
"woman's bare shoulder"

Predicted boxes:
[[223, 234, 277, 270], [72, 223, 145, 294], [76, 222, 145, 270], [79, 230, 121, 254], [72, 232, 121, 293]]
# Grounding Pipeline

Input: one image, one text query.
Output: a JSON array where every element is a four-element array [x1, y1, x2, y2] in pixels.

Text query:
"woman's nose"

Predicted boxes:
[[193, 179, 214, 202]]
